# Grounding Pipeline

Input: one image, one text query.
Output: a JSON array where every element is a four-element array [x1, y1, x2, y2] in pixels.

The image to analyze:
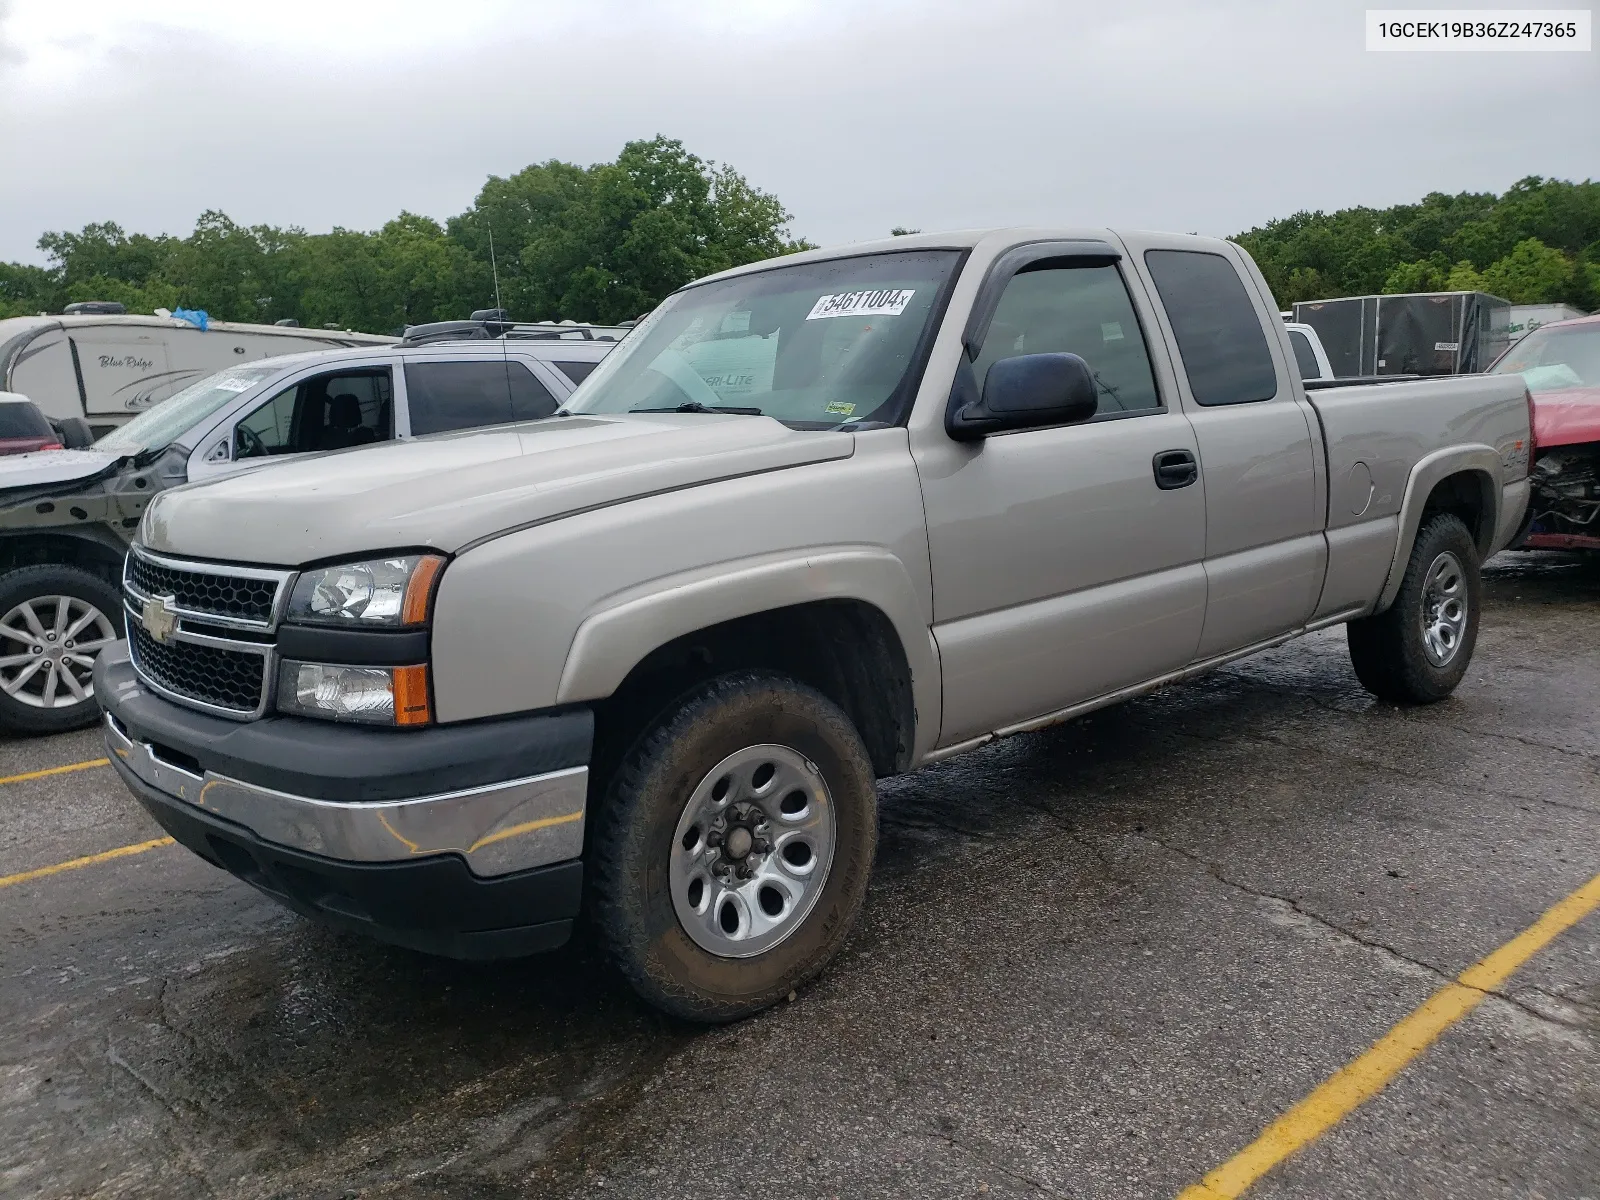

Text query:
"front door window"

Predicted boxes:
[[234, 368, 393, 459]]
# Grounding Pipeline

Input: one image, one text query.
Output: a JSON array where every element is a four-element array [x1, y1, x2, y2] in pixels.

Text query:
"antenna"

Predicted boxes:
[[486, 217, 516, 412], [487, 222, 506, 316]]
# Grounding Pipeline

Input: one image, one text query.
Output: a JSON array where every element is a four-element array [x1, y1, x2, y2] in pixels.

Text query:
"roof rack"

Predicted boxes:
[[399, 317, 629, 346]]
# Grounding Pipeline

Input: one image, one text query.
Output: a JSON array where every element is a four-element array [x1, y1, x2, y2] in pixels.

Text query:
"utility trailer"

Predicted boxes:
[[1294, 291, 1511, 379]]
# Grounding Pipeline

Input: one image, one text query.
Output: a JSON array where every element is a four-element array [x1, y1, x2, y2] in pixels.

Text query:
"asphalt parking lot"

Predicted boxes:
[[2, 552, 1597, 1200]]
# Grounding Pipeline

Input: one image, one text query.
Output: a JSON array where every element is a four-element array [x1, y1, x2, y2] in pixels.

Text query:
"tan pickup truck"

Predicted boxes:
[[98, 228, 1532, 1021]]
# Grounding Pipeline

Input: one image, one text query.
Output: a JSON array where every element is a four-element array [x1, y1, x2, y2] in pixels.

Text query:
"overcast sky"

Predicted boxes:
[[0, 0, 1593, 265]]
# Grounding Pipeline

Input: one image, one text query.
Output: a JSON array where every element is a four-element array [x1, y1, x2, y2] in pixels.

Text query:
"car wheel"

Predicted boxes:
[[590, 672, 877, 1022], [0, 564, 124, 735], [1347, 513, 1480, 704]]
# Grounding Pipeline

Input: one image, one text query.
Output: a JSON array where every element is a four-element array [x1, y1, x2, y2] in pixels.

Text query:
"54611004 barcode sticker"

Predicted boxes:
[[805, 289, 916, 321]]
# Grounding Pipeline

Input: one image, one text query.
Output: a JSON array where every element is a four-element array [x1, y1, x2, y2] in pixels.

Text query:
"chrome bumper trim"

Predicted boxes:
[[105, 715, 587, 877]]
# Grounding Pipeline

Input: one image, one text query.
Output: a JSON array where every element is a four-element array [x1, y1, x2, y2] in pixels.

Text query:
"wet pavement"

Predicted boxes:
[[2, 552, 1597, 1200]]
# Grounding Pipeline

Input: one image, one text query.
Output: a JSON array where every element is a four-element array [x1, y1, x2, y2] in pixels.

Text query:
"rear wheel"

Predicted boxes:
[[1347, 513, 1480, 704], [0, 565, 124, 735], [590, 672, 877, 1022]]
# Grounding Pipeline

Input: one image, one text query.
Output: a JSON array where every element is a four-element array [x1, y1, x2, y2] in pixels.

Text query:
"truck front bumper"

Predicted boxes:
[[95, 642, 593, 959]]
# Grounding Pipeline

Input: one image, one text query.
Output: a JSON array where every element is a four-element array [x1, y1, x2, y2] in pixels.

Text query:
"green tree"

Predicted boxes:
[[375, 213, 482, 328], [1444, 260, 1487, 291], [458, 136, 808, 324], [1235, 176, 1599, 308], [36, 222, 178, 291], [446, 158, 591, 317], [289, 228, 389, 332], [64, 274, 181, 314], [161, 211, 280, 321], [1383, 257, 1445, 294], [1479, 237, 1575, 303], [0, 261, 60, 318]]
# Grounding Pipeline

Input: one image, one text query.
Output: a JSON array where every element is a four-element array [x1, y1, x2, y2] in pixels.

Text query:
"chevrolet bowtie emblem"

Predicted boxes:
[[142, 595, 178, 644]]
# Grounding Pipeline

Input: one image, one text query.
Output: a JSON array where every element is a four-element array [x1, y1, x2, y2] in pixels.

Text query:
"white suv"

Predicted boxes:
[[0, 335, 616, 735]]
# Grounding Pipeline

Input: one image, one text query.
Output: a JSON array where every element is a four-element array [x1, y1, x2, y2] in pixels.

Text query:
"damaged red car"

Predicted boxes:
[[1491, 313, 1600, 551]]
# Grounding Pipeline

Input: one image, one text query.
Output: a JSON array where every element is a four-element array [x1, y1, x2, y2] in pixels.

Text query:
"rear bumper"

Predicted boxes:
[[96, 641, 593, 958]]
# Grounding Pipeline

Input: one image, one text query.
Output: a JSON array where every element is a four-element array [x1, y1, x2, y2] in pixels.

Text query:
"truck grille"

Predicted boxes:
[[129, 623, 268, 716], [126, 553, 280, 624]]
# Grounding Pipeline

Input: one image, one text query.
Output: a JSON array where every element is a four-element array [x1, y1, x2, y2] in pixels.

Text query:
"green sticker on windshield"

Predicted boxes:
[[824, 400, 856, 416]]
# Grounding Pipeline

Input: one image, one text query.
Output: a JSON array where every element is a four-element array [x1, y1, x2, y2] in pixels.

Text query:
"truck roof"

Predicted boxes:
[[688, 227, 1231, 288]]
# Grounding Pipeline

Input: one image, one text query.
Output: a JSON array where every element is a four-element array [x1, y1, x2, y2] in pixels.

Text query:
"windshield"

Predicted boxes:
[[562, 250, 963, 428], [95, 364, 282, 454], [1491, 324, 1600, 394]]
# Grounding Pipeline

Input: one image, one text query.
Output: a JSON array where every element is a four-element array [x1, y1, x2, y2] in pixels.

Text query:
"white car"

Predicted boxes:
[[1284, 321, 1334, 381], [0, 333, 615, 735]]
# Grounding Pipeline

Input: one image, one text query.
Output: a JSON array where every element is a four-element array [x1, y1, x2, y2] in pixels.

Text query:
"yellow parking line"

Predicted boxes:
[[0, 837, 175, 889], [1177, 871, 1600, 1199], [0, 757, 109, 786]]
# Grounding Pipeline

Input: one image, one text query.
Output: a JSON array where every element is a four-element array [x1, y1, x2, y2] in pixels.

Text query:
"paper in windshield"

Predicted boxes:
[[805, 289, 916, 321]]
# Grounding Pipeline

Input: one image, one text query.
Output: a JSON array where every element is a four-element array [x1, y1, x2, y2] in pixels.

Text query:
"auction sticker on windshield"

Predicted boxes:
[[806, 289, 916, 320]]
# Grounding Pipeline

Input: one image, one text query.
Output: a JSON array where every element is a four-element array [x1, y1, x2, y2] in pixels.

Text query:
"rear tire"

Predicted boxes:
[[1347, 513, 1480, 704], [0, 564, 124, 736], [589, 672, 877, 1022]]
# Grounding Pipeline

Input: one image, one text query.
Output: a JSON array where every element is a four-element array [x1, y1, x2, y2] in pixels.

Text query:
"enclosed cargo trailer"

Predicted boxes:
[[1293, 291, 1511, 378]]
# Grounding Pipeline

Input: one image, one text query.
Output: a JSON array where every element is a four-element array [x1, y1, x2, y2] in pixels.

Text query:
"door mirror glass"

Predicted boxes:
[[946, 352, 1098, 440]]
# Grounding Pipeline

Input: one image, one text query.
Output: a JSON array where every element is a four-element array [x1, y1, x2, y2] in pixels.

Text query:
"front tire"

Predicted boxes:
[[590, 672, 877, 1022], [1347, 513, 1480, 704]]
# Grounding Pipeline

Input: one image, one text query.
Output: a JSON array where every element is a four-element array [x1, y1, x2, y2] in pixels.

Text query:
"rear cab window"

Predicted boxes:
[[1144, 250, 1279, 406]]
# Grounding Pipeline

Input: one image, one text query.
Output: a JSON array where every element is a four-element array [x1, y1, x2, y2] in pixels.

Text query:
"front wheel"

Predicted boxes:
[[589, 672, 878, 1022], [1347, 513, 1481, 704]]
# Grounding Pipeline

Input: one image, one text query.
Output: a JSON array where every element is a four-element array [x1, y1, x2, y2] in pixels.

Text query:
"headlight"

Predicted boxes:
[[277, 660, 431, 725], [286, 554, 444, 627]]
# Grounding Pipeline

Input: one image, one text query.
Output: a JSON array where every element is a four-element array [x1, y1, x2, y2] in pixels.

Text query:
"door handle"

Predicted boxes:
[[1152, 449, 1198, 490]]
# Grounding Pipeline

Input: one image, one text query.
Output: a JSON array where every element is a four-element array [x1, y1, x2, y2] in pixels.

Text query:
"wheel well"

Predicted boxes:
[[0, 532, 125, 587], [591, 599, 917, 789], [1419, 470, 1494, 558]]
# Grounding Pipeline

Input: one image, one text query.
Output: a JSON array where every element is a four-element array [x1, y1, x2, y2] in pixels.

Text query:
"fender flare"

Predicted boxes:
[[555, 546, 941, 762], [1375, 445, 1500, 612]]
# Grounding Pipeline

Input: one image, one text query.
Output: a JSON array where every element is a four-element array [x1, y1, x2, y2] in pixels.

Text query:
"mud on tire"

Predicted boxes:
[[1347, 513, 1481, 705], [588, 671, 878, 1022]]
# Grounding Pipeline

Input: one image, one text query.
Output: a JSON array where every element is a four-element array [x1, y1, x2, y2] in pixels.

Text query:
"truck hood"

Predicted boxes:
[[141, 414, 855, 564], [0, 449, 124, 491], [1531, 386, 1600, 450]]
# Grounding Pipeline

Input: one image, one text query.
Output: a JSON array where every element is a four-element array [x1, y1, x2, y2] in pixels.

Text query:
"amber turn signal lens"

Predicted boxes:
[[401, 556, 445, 625], [392, 664, 432, 726]]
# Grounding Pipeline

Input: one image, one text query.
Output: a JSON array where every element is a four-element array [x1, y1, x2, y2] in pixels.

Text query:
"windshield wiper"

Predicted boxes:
[[631, 402, 764, 416]]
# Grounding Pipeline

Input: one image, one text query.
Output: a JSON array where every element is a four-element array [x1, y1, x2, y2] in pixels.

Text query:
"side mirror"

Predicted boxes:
[[945, 352, 1098, 441]]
